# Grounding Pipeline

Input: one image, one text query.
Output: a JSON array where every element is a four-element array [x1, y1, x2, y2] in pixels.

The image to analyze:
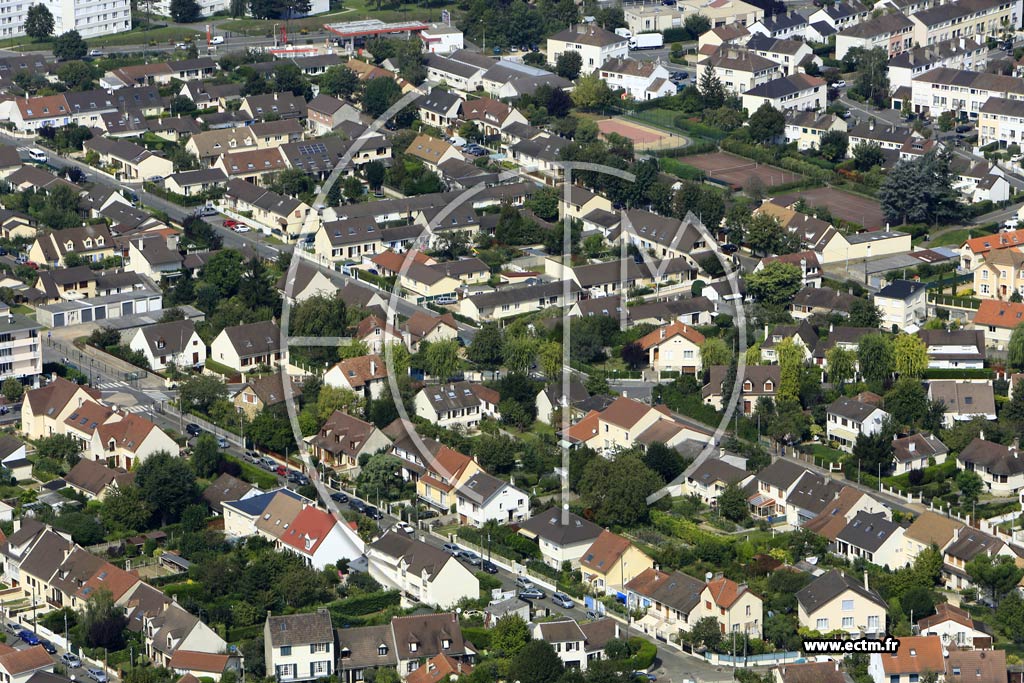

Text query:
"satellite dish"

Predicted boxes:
[[455, 607, 462, 615]]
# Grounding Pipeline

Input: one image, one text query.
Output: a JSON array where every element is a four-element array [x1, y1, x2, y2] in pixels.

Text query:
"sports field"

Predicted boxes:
[[596, 117, 687, 151], [773, 187, 886, 229], [683, 151, 803, 190]]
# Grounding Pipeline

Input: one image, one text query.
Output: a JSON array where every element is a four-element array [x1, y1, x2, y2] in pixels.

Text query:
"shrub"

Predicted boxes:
[[630, 638, 657, 669]]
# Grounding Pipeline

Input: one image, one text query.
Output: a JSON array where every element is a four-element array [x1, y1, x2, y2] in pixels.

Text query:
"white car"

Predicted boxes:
[[27, 148, 46, 163], [395, 522, 415, 534], [210, 35, 225, 45], [234, 225, 251, 233], [833, 79, 847, 88], [1012, 154, 1023, 162], [88, 49, 103, 57]]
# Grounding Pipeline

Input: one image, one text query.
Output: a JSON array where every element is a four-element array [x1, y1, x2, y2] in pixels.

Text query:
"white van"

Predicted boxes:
[[27, 149, 46, 163]]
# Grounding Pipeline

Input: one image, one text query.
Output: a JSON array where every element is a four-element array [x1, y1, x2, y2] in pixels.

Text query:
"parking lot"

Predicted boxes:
[[2, 619, 111, 682]]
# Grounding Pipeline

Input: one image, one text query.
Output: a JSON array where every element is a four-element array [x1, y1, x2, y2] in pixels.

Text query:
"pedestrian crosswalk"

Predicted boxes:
[[121, 405, 153, 414], [96, 381, 127, 390]]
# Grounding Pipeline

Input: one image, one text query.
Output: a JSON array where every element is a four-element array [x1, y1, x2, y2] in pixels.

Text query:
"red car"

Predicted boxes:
[[223, 219, 238, 228], [275, 465, 287, 477], [25, 261, 37, 270]]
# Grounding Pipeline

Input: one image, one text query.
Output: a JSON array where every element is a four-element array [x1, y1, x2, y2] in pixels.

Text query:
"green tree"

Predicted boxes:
[[956, 469, 984, 507], [191, 433, 224, 479], [82, 588, 127, 649], [852, 141, 886, 171], [24, 3, 53, 40], [884, 378, 928, 428], [966, 553, 1024, 606], [466, 323, 504, 369], [1009, 323, 1024, 371], [698, 64, 725, 108], [503, 336, 537, 376], [717, 482, 748, 522], [682, 13, 710, 38], [847, 298, 882, 328], [99, 486, 152, 533], [180, 374, 228, 414], [776, 338, 804, 403], [570, 73, 614, 110], [748, 102, 785, 144], [643, 442, 687, 483], [473, 434, 517, 474], [852, 429, 894, 478], [687, 616, 722, 650], [826, 346, 856, 388], [700, 337, 731, 368], [135, 452, 198, 525], [848, 47, 890, 107], [857, 333, 893, 388], [577, 452, 662, 527], [747, 261, 802, 306], [56, 511, 104, 545], [362, 77, 401, 118], [1, 378, 22, 402], [357, 454, 405, 502], [555, 50, 582, 79], [878, 150, 962, 227], [365, 160, 386, 191], [538, 341, 563, 381], [423, 339, 460, 380], [508, 639, 564, 683], [818, 130, 848, 163], [53, 30, 87, 61], [169, 0, 201, 21], [491, 614, 531, 658], [996, 591, 1024, 643], [37, 433, 82, 469], [320, 65, 360, 98], [743, 213, 799, 258], [893, 333, 928, 378]]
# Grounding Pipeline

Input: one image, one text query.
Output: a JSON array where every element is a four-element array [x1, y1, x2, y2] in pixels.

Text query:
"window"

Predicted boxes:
[[816, 618, 828, 630], [868, 616, 880, 630], [842, 599, 854, 611], [280, 646, 291, 656], [842, 617, 854, 628]]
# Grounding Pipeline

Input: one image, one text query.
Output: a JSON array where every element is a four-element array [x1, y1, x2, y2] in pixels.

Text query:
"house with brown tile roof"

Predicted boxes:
[[64, 458, 134, 501], [919, 602, 991, 648], [637, 321, 706, 375], [945, 649, 1005, 683], [201, 473, 257, 515], [892, 432, 948, 474], [367, 534, 479, 609], [308, 411, 391, 473], [89, 413, 178, 470], [324, 355, 388, 400], [803, 487, 886, 541], [405, 134, 463, 171], [904, 511, 964, 564], [213, 147, 288, 184], [169, 651, 236, 682], [0, 645, 54, 683], [697, 575, 763, 636], [210, 320, 285, 374], [401, 311, 458, 352], [579, 529, 654, 595], [406, 653, 472, 683], [519, 508, 603, 568], [355, 314, 403, 354], [797, 569, 887, 637], [453, 471, 528, 527], [867, 635, 943, 683], [62, 400, 115, 444], [233, 373, 303, 419], [254, 490, 305, 541], [775, 661, 847, 683], [624, 567, 706, 642], [21, 378, 102, 441]]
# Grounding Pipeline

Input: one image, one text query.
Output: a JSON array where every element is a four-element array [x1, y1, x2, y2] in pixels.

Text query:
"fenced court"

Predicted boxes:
[[773, 187, 885, 229], [596, 117, 688, 152], [683, 151, 803, 190]]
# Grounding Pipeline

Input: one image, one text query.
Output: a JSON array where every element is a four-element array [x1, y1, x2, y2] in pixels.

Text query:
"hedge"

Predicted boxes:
[[227, 623, 264, 641], [721, 138, 780, 165], [630, 638, 658, 669], [326, 591, 400, 620], [143, 181, 208, 207], [462, 627, 492, 650], [672, 115, 729, 140], [660, 157, 706, 181]]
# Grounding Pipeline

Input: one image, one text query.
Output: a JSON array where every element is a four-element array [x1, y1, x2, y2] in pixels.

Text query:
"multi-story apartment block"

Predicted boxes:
[[0, 305, 41, 385], [979, 96, 1024, 147], [698, 48, 781, 96], [911, 68, 1024, 119], [909, 0, 1021, 47], [887, 37, 987, 93], [835, 12, 914, 60], [0, 0, 130, 39]]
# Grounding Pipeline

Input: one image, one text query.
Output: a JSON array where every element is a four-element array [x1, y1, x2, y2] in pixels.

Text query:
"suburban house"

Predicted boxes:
[[518, 508, 603, 568], [874, 280, 928, 332], [943, 526, 1019, 591], [928, 381, 996, 427], [128, 320, 205, 372], [957, 437, 1024, 495], [578, 530, 655, 596], [22, 378, 101, 440], [903, 511, 964, 567], [625, 568, 705, 643], [702, 365, 781, 415], [308, 411, 391, 474], [264, 610, 334, 683], [636, 321, 706, 375], [63, 458, 133, 500], [453, 471, 529, 526], [944, 649, 1006, 683], [546, 24, 629, 72], [867, 636, 944, 683], [696, 575, 764, 637], [680, 458, 753, 505], [834, 511, 907, 570], [826, 397, 890, 452], [747, 458, 808, 520], [233, 374, 303, 420], [742, 73, 827, 114], [89, 413, 178, 470], [533, 619, 621, 671], [892, 432, 948, 474], [210, 321, 285, 375], [412, 382, 487, 431], [796, 569, 887, 637], [804, 487, 890, 542], [917, 328, 986, 369], [917, 602, 991, 647], [366, 532, 480, 608], [972, 299, 1024, 349], [324, 355, 389, 400], [83, 137, 173, 182]]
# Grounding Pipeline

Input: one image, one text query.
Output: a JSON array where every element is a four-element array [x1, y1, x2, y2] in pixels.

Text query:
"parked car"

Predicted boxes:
[[442, 542, 461, 556], [833, 79, 846, 88], [216, 436, 229, 448], [330, 491, 349, 503], [515, 576, 534, 589], [4, 622, 19, 635], [175, 42, 189, 49], [349, 498, 367, 513], [289, 472, 310, 486], [275, 465, 287, 477], [61, 653, 82, 668], [39, 639, 56, 654], [18, 629, 39, 645], [418, 510, 439, 520], [222, 219, 238, 228], [395, 522, 415, 534], [88, 49, 103, 57], [480, 560, 499, 574], [633, 673, 657, 681], [260, 457, 277, 471], [551, 592, 574, 608], [458, 549, 482, 565], [27, 148, 47, 163], [235, 225, 251, 233], [185, 423, 202, 437], [518, 588, 545, 600], [86, 669, 108, 683], [210, 35, 225, 44], [364, 506, 383, 520], [721, 243, 739, 254], [243, 451, 259, 463], [955, 124, 972, 133]]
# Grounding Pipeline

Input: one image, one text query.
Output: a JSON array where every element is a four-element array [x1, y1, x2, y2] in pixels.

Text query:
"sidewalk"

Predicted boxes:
[[45, 337, 167, 391]]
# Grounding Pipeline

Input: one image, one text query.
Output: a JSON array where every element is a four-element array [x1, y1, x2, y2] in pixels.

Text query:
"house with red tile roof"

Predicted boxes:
[[406, 653, 472, 683], [867, 635, 944, 683], [169, 651, 237, 682], [417, 443, 480, 512], [579, 529, 654, 595], [278, 505, 365, 569], [324, 354, 389, 400], [960, 227, 1024, 271], [0, 645, 53, 683], [972, 299, 1024, 350], [697, 575, 763, 636], [637, 321, 706, 374], [917, 602, 991, 648], [88, 412, 178, 470]]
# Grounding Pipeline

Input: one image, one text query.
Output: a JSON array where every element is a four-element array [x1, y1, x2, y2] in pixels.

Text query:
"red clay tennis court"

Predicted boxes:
[[773, 187, 886, 229], [596, 117, 684, 150], [683, 151, 803, 190]]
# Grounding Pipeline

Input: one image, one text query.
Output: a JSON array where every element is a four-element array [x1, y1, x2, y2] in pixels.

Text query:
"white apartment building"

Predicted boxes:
[[597, 57, 675, 100], [911, 67, 1024, 119], [698, 48, 780, 96], [873, 280, 928, 332], [835, 12, 914, 60], [547, 24, 629, 72], [0, 0, 129, 39], [0, 305, 41, 385], [887, 37, 987, 93], [979, 96, 1024, 147], [742, 73, 827, 114], [909, 0, 1021, 47], [153, 0, 228, 17]]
